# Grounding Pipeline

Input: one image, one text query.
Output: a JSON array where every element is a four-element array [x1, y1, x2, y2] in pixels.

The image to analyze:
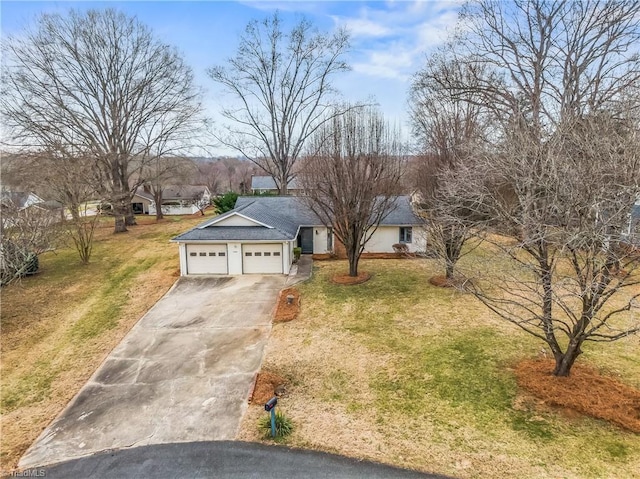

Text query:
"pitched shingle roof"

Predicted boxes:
[[162, 185, 209, 200], [172, 195, 423, 242], [250, 176, 300, 191]]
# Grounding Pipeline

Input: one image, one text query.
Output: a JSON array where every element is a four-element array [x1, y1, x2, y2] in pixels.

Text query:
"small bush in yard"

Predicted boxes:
[[260, 410, 294, 439]]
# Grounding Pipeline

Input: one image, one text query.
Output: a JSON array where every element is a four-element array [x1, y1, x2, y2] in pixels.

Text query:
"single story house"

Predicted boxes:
[[1, 190, 65, 225], [1, 190, 45, 210], [250, 176, 302, 195], [131, 189, 154, 215], [132, 185, 211, 216], [171, 195, 426, 275]]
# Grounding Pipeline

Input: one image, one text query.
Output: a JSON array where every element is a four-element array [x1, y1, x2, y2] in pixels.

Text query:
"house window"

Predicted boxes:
[[264, 252, 271, 256], [399, 227, 412, 243], [199, 252, 207, 256], [218, 252, 226, 257], [327, 227, 333, 251], [189, 252, 197, 257], [245, 252, 252, 256], [208, 252, 216, 256], [274, 252, 281, 257], [255, 252, 262, 256]]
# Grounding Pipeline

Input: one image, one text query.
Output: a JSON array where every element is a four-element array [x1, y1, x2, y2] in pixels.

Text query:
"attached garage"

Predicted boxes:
[[186, 244, 228, 274], [242, 243, 283, 274]]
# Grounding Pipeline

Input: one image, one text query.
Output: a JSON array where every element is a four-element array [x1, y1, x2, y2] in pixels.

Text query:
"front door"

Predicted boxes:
[[299, 227, 314, 254]]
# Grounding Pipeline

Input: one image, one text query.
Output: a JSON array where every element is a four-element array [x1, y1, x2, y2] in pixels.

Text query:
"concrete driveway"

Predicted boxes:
[[19, 275, 285, 469]]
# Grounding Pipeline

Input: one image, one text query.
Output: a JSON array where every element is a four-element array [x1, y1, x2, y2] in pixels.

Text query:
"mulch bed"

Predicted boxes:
[[514, 358, 640, 433], [250, 371, 287, 404], [331, 272, 372, 285], [274, 288, 300, 323]]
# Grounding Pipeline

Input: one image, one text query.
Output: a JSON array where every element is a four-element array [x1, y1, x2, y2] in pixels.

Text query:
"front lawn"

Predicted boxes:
[[239, 258, 640, 479], [0, 212, 213, 471]]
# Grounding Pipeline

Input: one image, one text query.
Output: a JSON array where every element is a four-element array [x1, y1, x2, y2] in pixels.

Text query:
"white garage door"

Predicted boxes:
[[187, 244, 228, 274], [242, 243, 283, 274]]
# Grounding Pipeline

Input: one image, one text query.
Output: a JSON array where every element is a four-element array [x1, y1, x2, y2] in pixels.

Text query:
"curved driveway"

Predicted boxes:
[[19, 276, 285, 469]]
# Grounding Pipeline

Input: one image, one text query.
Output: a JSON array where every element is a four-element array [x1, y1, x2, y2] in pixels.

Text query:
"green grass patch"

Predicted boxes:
[[69, 258, 159, 340], [371, 328, 520, 427], [510, 413, 555, 440], [1, 360, 54, 413]]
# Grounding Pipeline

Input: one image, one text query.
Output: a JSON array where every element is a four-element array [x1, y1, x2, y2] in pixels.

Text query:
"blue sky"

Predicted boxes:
[[1, 1, 463, 155]]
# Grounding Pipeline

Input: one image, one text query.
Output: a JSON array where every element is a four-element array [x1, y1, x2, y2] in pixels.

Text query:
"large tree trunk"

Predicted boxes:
[[278, 172, 288, 196], [553, 340, 583, 376], [125, 203, 137, 226], [112, 192, 128, 233], [114, 214, 127, 233], [153, 189, 164, 220], [347, 240, 360, 277], [348, 255, 359, 277], [445, 259, 455, 280]]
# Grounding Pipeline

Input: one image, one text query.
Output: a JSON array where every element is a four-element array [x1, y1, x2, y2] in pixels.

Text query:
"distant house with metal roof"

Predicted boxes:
[[171, 195, 425, 275], [250, 176, 302, 195]]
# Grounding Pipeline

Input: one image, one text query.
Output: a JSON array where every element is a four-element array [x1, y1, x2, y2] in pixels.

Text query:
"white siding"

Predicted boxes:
[[364, 226, 401, 253], [150, 204, 199, 216], [283, 241, 293, 274], [213, 215, 263, 227], [179, 243, 188, 276], [312, 227, 332, 254], [364, 226, 426, 253], [412, 226, 427, 252]]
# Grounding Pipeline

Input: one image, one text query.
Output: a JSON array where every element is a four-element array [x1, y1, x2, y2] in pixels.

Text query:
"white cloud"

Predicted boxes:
[[332, 1, 462, 82], [352, 48, 414, 80], [332, 17, 391, 37]]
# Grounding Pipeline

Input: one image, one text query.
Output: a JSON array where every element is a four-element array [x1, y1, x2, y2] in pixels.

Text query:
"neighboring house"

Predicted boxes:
[[1, 190, 45, 210], [171, 195, 426, 276], [250, 176, 302, 195], [1, 190, 64, 226], [131, 189, 154, 215], [133, 185, 211, 216]]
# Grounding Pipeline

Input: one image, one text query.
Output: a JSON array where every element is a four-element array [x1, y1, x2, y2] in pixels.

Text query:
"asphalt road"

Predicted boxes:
[[35, 441, 455, 479]]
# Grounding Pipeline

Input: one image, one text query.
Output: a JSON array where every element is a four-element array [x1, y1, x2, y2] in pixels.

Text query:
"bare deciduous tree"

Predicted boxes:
[[299, 107, 405, 277], [208, 12, 351, 195], [409, 54, 490, 281], [3, 148, 101, 264], [0, 193, 61, 285], [141, 157, 198, 220], [197, 161, 223, 196], [461, 114, 640, 376], [436, 0, 640, 376], [2, 9, 202, 233]]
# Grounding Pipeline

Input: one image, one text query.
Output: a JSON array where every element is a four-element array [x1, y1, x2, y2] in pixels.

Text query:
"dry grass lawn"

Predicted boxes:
[[238, 258, 640, 479], [0, 212, 215, 472]]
